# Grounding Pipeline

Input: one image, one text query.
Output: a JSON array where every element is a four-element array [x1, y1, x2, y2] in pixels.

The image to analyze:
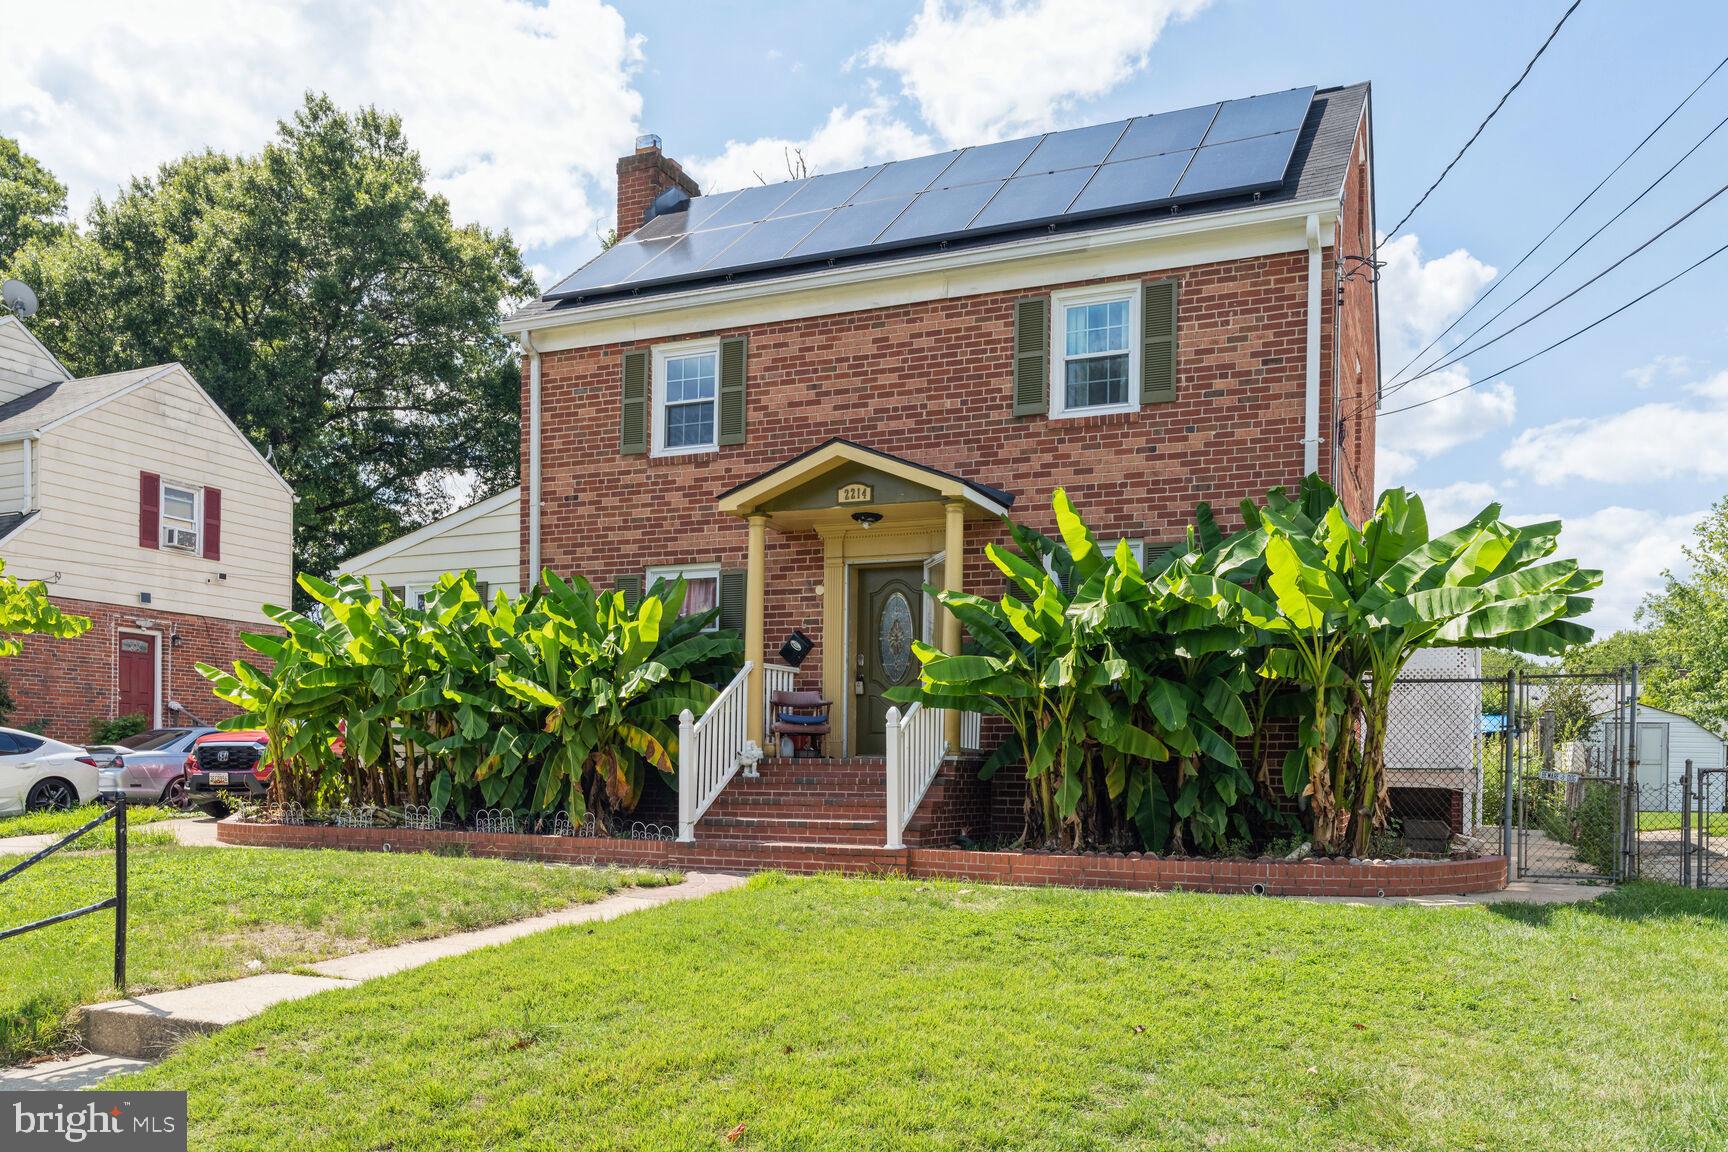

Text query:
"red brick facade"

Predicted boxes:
[[219, 819, 1507, 899], [2, 596, 253, 742]]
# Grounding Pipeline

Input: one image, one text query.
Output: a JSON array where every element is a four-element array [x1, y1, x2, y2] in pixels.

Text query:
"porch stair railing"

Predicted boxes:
[[763, 662, 796, 748], [676, 660, 753, 843], [884, 702, 947, 850]]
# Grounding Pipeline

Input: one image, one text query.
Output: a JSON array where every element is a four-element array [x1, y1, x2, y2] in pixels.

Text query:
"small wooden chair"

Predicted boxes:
[[770, 690, 833, 758]]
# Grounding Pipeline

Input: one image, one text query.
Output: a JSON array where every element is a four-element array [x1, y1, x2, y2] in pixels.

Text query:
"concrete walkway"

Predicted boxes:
[[0, 814, 227, 857], [0, 870, 743, 1089]]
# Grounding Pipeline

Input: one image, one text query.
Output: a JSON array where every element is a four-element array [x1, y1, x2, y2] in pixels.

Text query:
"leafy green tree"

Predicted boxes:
[[0, 136, 69, 265], [0, 559, 90, 654], [5, 96, 535, 581]]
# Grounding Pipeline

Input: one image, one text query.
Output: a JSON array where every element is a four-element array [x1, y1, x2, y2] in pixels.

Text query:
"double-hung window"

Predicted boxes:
[[161, 482, 200, 551], [652, 339, 720, 456], [1050, 283, 1141, 418], [646, 563, 721, 629]]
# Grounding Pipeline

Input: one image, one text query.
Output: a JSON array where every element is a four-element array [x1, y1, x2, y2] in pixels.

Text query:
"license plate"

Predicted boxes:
[[208, 772, 230, 787]]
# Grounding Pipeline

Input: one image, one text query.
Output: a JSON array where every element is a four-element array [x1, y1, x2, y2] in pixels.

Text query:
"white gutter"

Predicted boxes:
[[523, 332, 542, 583], [1303, 213, 1323, 476], [20, 433, 36, 513]]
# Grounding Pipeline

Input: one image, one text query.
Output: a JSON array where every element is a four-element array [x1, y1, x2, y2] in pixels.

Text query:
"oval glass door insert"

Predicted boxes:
[[879, 591, 913, 682]]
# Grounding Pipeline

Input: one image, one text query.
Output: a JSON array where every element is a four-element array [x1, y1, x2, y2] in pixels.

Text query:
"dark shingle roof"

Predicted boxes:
[[513, 83, 1369, 324]]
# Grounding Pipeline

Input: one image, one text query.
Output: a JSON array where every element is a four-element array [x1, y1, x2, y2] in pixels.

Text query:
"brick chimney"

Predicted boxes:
[[616, 135, 700, 240]]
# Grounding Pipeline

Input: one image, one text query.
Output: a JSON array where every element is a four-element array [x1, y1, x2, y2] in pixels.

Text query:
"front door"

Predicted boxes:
[[118, 633, 157, 723], [853, 565, 922, 756]]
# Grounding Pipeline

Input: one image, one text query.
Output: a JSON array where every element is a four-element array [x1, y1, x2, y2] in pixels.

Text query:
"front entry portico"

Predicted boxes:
[[716, 438, 1013, 759]]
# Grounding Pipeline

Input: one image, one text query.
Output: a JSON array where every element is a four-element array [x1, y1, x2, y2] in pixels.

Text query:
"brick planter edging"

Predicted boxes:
[[219, 820, 1508, 898]]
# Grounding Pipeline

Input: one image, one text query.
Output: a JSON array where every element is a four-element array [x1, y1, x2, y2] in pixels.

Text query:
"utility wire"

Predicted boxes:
[[1380, 106, 1728, 402], [1383, 0, 1584, 241], [1354, 175, 1728, 423], [1377, 234, 1728, 418], [1382, 52, 1728, 390]]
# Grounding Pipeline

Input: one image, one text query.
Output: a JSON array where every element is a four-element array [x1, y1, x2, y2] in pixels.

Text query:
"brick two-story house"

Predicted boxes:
[[503, 83, 1379, 846]]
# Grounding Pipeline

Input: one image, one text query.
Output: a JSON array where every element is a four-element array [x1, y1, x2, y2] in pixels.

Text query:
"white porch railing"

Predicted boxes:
[[884, 703, 947, 849], [763, 662, 796, 751], [677, 660, 753, 842], [961, 711, 982, 752]]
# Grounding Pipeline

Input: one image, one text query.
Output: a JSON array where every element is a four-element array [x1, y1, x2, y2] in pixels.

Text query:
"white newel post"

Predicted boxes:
[[676, 708, 696, 843], [884, 705, 904, 850]]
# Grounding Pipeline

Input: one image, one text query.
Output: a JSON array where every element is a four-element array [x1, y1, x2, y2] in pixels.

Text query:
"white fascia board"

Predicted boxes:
[[336, 485, 520, 574], [507, 197, 1343, 353]]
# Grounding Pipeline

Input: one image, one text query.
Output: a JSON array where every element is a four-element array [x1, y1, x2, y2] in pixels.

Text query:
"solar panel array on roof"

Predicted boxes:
[[544, 85, 1315, 302]]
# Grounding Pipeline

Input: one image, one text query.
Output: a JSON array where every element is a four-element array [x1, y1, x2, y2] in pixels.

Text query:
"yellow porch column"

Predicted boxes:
[[745, 512, 768, 746], [943, 499, 965, 751]]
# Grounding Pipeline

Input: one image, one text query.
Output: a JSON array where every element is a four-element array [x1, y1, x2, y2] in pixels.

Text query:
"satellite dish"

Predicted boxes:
[[2, 280, 39, 320]]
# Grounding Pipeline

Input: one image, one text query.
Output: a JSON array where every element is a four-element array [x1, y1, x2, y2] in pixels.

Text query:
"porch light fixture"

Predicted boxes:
[[850, 511, 883, 529]]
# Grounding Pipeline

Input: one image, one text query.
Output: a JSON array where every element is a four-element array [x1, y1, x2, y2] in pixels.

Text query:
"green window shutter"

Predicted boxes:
[[1012, 296, 1049, 416], [717, 336, 747, 446], [718, 569, 747, 634], [620, 348, 649, 454], [1141, 279, 1178, 405], [614, 573, 643, 611]]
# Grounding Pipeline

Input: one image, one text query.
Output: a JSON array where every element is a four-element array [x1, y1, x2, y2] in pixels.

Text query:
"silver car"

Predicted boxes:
[[96, 727, 217, 807]]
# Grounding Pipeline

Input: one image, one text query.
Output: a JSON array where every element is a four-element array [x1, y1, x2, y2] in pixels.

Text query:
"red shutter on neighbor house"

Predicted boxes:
[[201, 486, 222, 561], [139, 471, 161, 549]]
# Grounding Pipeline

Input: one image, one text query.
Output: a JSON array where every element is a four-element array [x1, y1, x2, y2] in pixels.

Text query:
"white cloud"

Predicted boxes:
[[1500, 369, 1728, 485], [1507, 505, 1703, 634], [1418, 480, 1500, 532], [862, 0, 1210, 146], [689, 96, 935, 195], [1624, 353, 1694, 390], [1374, 233, 1510, 480], [0, 0, 643, 253]]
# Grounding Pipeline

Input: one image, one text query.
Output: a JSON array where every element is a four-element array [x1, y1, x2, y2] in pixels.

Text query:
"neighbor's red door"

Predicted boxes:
[[117, 634, 157, 721]]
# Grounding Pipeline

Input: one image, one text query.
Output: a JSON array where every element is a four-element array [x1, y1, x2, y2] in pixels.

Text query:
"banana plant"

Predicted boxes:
[[0, 558, 90, 655]]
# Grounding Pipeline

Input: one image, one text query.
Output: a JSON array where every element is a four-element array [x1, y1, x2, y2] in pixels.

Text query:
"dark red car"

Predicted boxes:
[[183, 729, 274, 813]]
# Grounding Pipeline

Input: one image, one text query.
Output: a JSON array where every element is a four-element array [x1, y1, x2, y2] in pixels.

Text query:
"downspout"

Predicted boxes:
[[522, 333, 542, 583], [1303, 214, 1323, 477], [21, 433, 37, 513]]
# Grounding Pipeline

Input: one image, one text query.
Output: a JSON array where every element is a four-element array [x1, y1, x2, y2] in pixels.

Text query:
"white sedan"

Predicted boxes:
[[0, 728, 101, 816]]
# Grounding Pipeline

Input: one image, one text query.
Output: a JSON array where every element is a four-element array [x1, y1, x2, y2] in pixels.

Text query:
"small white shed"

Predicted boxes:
[[1383, 647, 1485, 834], [1596, 703, 1727, 812], [336, 486, 520, 605]]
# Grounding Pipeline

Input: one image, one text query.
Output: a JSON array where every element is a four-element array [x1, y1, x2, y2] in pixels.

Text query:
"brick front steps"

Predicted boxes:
[[218, 819, 1508, 899]]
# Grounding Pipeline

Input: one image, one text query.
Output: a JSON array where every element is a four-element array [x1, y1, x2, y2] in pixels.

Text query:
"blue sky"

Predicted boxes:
[[5, 0, 1726, 633]]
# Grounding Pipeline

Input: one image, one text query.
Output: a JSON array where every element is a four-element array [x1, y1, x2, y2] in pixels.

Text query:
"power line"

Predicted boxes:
[[1364, 175, 1728, 418], [1377, 233, 1728, 418], [1382, 0, 1584, 241], [1381, 52, 1728, 390]]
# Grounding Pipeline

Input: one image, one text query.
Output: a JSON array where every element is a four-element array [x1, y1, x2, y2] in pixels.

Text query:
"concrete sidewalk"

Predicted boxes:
[[0, 814, 227, 857], [0, 870, 744, 1089]]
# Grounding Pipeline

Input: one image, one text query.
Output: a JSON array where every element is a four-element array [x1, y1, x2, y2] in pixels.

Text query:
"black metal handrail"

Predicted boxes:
[[0, 799, 128, 989]]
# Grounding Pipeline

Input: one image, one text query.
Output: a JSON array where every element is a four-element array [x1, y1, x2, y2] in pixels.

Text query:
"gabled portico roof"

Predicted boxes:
[[716, 437, 1013, 519]]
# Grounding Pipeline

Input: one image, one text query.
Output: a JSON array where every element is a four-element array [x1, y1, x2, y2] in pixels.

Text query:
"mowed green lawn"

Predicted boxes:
[[1638, 809, 1728, 834], [119, 875, 1728, 1152], [0, 844, 675, 1063], [0, 803, 189, 839]]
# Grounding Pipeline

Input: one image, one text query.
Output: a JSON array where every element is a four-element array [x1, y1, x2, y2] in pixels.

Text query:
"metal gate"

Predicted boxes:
[[1504, 670, 1636, 882], [1678, 767, 1728, 888]]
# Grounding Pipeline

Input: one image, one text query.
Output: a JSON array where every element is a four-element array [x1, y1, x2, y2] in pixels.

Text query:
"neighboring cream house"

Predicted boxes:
[[336, 485, 520, 605], [0, 314, 294, 738]]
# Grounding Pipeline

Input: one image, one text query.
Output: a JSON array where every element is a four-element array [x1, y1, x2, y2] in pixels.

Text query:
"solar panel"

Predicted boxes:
[[701, 181, 809, 230], [622, 223, 754, 284], [1108, 104, 1218, 162], [877, 181, 1002, 244], [768, 167, 885, 218], [970, 167, 1094, 230], [1173, 130, 1299, 200], [1204, 87, 1314, 145], [786, 196, 916, 259], [852, 151, 962, 201], [540, 85, 1318, 301], [1067, 151, 1193, 217], [935, 136, 1039, 187], [1020, 121, 1129, 174]]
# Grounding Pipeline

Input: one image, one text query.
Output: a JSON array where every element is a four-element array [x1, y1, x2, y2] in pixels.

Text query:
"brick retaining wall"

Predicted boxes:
[[220, 820, 1507, 898]]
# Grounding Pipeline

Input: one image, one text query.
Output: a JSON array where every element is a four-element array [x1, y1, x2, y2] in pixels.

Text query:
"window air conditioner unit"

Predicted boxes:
[[163, 527, 199, 551]]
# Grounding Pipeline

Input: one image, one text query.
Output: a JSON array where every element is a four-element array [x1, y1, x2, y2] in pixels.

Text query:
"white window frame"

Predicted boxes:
[[651, 338, 722, 458], [646, 562, 722, 630], [160, 479, 202, 552], [1049, 281, 1142, 420]]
